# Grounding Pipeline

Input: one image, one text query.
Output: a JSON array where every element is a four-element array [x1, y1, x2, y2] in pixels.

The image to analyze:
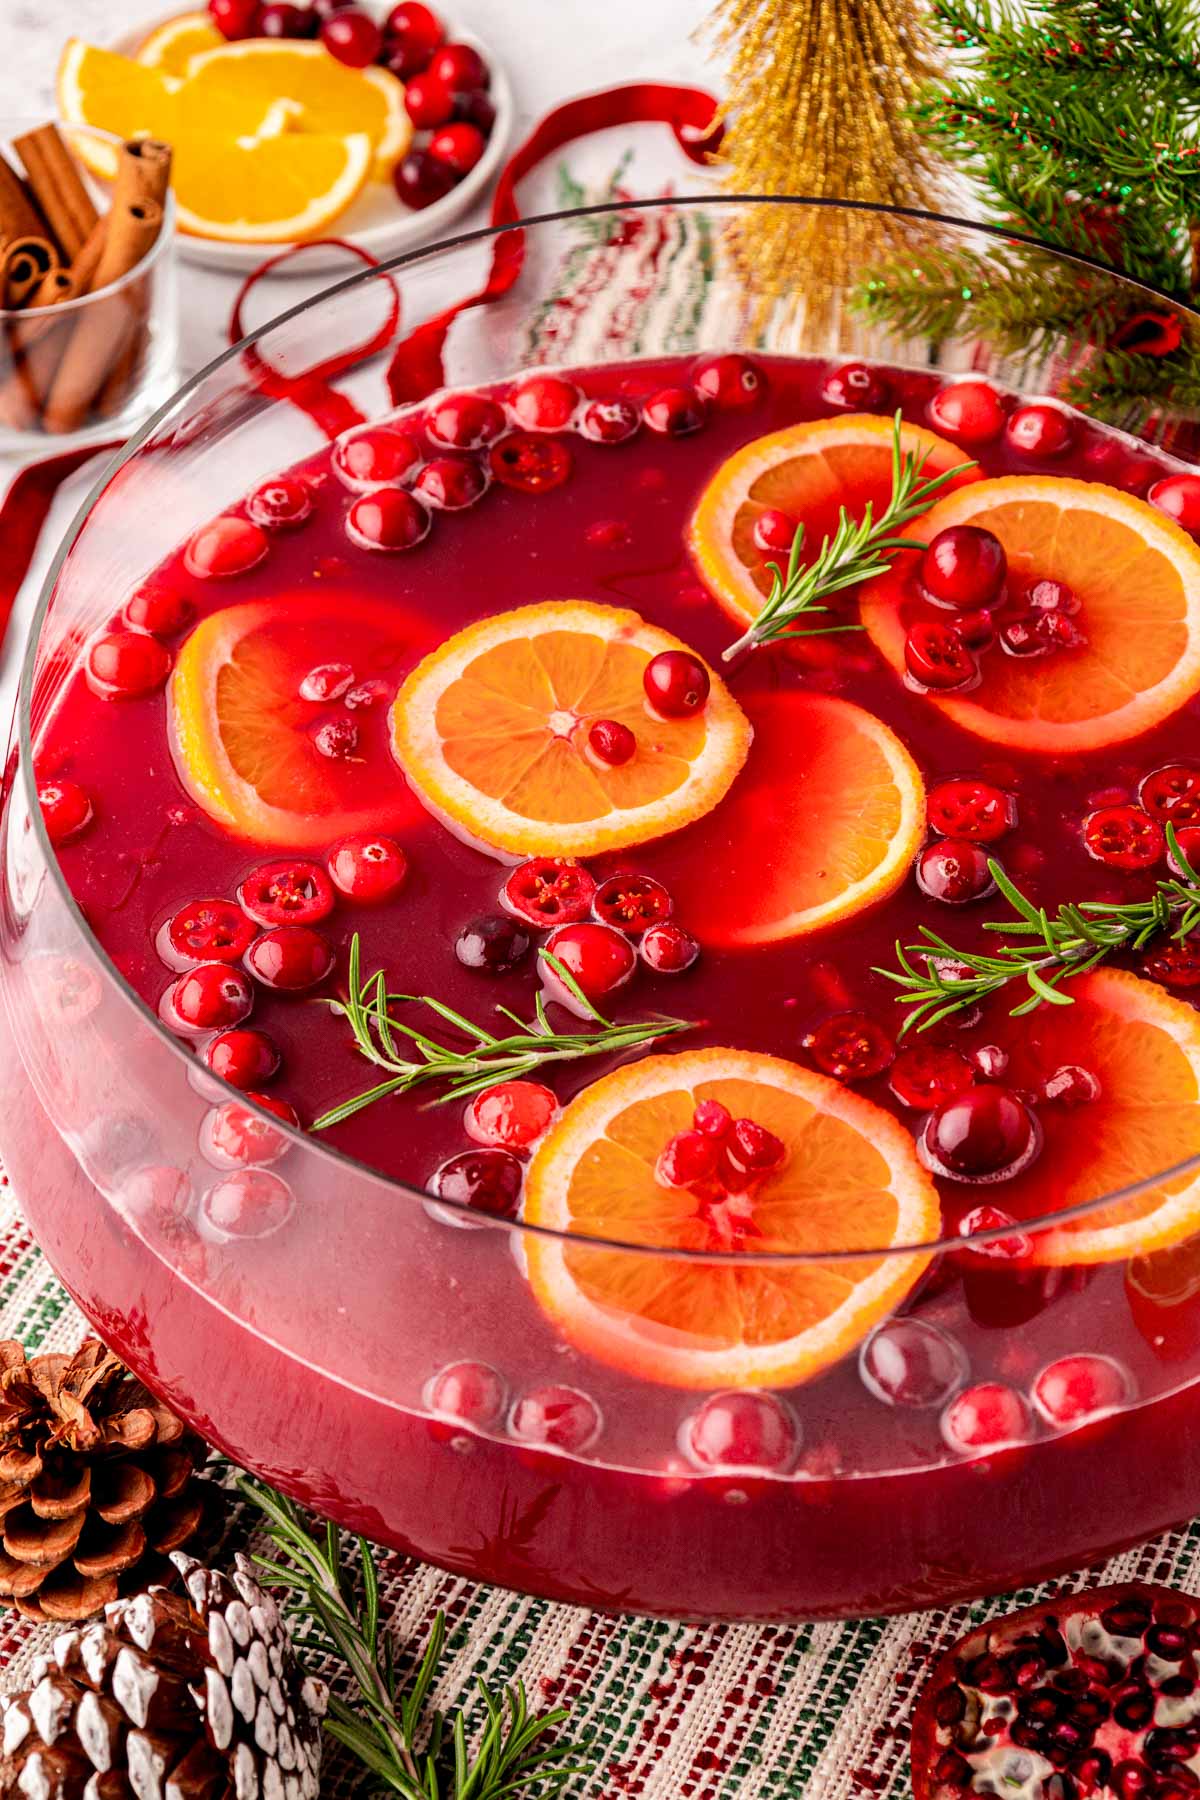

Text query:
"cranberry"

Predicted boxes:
[[726, 1117, 786, 1176], [394, 147, 458, 209], [941, 1381, 1029, 1453], [333, 425, 420, 488], [752, 508, 798, 554], [381, 35, 428, 77], [122, 582, 192, 635], [998, 614, 1050, 658], [1149, 472, 1200, 532], [920, 1085, 1039, 1181], [489, 432, 571, 493], [692, 353, 764, 410], [202, 1096, 296, 1168], [927, 778, 1013, 842], [465, 1080, 556, 1151], [86, 631, 170, 700], [402, 70, 454, 128], [587, 718, 636, 766], [260, 2, 315, 36], [502, 859, 596, 927], [205, 1028, 280, 1090], [202, 1169, 295, 1240], [426, 1361, 504, 1427], [246, 925, 334, 991], [1139, 762, 1200, 823], [956, 1201, 1033, 1262], [1167, 824, 1200, 876], [509, 1385, 600, 1452], [321, 8, 382, 64], [308, 717, 356, 762], [544, 920, 636, 1006], [426, 122, 485, 177], [803, 1012, 895, 1082], [888, 1045, 973, 1110], [384, 0, 442, 50], [920, 525, 1007, 609], [1144, 939, 1200, 988], [171, 962, 254, 1030], [859, 1319, 967, 1408], [208, 0, 261, 38], [1035, 609, 1087, 651], [429, 1147, 523, 1217], [39, 779, 92, 845], [821, 361, 889, 410], [344, 679, 389, 710], [656, 1129, 718, 1188], [346, 488, 430, 552], [641, 921, 699, 973], [455, 913, 531, 974], [916, 838, 995, 905], [165, 899, 257, 967], [298, 662, 354, 703], [237, 859, 334, 928], [328, 833, 407, 903], [1032, 1353, 1130, 1428], [312, 0, 354, 16], [452, 87, 495, 133], [185, 516, 267, 578], [247, 474, 313, 530], [510, 373, 579, 432], [927, 380, 1006, 444], [904, 621, 977, 691], [593, 873, 671, 935], [953, 607, 995, 652], [1006, 402, 1072, 457], [683, 1392, 798, 1472], [427, 392, 505, 450], [577, 397, 639, 444], [428, 40, 488, 89], [642, 387, 706, 436], [971, 1043, 1009, 1080], [1026, 576, 1079, 615], [1040, 1063, 1101, 1106], [412, 454, 487, 510], [1083, 804, 1163, 869], [643, 649, 710, 718]]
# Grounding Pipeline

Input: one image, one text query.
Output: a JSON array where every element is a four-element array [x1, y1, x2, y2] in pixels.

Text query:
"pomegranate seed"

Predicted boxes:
[[384, 1, 442, 53], [956, 1202, 1033, 1261], [333, 425, 421, 488], [1144, 939, 1200, 988], [299, 662, 354, 703], [202, 1169, 295, 1240], [941, 1381, 1029, 1453], [683, 1391, 798, 1472], [208, 0, 261, 39], [510, 373, 579, 432], [402, 70, 455, 128], [656, 1129, 719, 1188], [927, 777, 1013, 842], [247, 474, 313, 530], [577, 397, 639, 443], [643, 650, 710, 718], [693, 1099, 731, 1138], [920, 525, 1007, 608], [170, 962, 254, 1030], [328, 833, 407, 903], [916, 838, 996, 905], [752, 508, 798, 554], [455, 913, 531, 974], [164, 899, 257, 967], [1032, 1353, 1131, 1427], [1026, 577, 1079, 615], [426, 1361, 506, 1427], [429, 1147, 523, 1217], [86, 631, 170, 699], [803, 1012, 895, 1082], [465, 1080, 556, 1151], [38, 779, 92, 845], [888, 1045, 973, 1110], [427, 121, 486, 176], [510, 1385, 600, 1452], [1040, 1064, 1101, 1106], [1006, 403, 1073, 457], [642, 386, 706, 436], [593, 873, 671, 935], [859, 1319, 967, 1407], [928, 380, 1006, 444], [321, 8, 382, 65], [1149, 472, 1200, 532], [821, 361, 889, 409], [346, 488, 430, 552], [185, 515, 267, 578], [1083, 804, 1163, 870], [205, 1028, 280, 1090], [501, 858, 595, 927], [394, 147, 460, 207], [489, 431, 572, 492], [259, 2, 315, 36], [692, 353, 765, 410], [640, 921, 699, 973], [726, 1117, 786, 1175], [904, 620, 978, 690], [246, 925, 334, 991], [920, 1086, 1039, 1181], [202, 1096, 295, 1167], [1140, 762, 1200, 823], [122, 581, 193, 635], [588, 718, 636, 766], [428, 40, 488, 89], [412, 455, 487, 510], [237, 859, 335, 928], [543, 921, 636, 1006]]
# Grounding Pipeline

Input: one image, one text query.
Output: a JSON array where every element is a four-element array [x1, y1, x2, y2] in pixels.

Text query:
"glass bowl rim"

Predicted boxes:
[[15, 191, 1200, 1266]]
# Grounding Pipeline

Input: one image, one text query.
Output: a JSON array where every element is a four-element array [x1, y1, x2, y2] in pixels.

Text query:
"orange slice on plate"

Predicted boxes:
[[170, 594, 429, 847], [663, 690, 924, 947], [136, 12, 224, 76], [169, 126, 373, 243], [390, 601, 752, 859], [523, 1047, 939, 1389], [860, 476, 1200, 753], [57, 41, 274, 176], [688, 414, 979, 630]]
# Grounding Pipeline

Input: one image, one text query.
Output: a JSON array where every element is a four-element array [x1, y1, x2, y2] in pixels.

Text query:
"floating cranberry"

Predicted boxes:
[[455, 913, 531, 975], [298, 662, 354, 703], [587, 718, 636, 766], [642, 386, 706, 436], [412, 454, 487, 510], [683, 1391, 798, 1472], [859, 1319, 967, 1408], [205, 1028, 280, 1090], [1032, 1353, 1130, 1429], [426, 1361, 505, 1427], [1006, 402, 1072, 457], [643, 649, 710, 718], [394, 147, 458, 209], [641, 921, 699, 973], [920, 525, 1007, 609], [920, 1085, 1039, 1181], [429, 1147, 523, 1217], [1026, 576, 1079, 615], [208, 0, 261, 39], [692, 353, 764, 410], [38, 779, 92, 845], [312, 717, 358, 759], [1143, 939, 1200, 989], [171, 962, 254, 1030], [1083, 803, 1163, 870], [1034, 608, 1087, 651], [122, 582, 193, 635], [544, 920, 636, 1006], [502, 858, 595, 927], [1139, 761, 1200, 823], [165, 899, 257, 967], [246, 925, 334, 991], [346, 487, 430, 552], [247, 474, 313, 530], [593, 873, 671, 935], [916, 838, 995, 905], [465, 1080, 556, 1151], [427, 392, 505, 450], [202, 1096, 296, 1168], [328, 833, 407, 903], [384, 0, 442, 51], [577, 397, 640, 443], [955, 1202, 1033, 1263], [429, 40, 488, 89], [86, 631, 170, 700], [185, 515, 267, 578], [238, 859, 334, 927], [821, 361, 889, 410], [452, 87, 495, 133], [726, 1117, 786, 1177], [489, 431, 572, 493], [426, 122, 485, 176], [804, 1012, 895, 1082], [402, 69, 454, 128], [752, 508, 798, 554], [510, 373, 579, 432], [904, 620, 977, 691], [333, 425, 421, 488], [888, 1045, 973, 1110], [941, 1381, 1029, 1453], [927, 381, 1005, 445], [927, 778, 1013, 843], [656, 1129, 718, 1188], [1149, 472, 1200, 532], [998, 614, 1050, 658], [510, 1385, 600, 1452], [693, 1099, 731, 1139], [260, 2, 315, 35], [1040, 1063, 1101, 1107], [202, 1168, 295, 1240], [344, 678, 390, 710], [970, 1043, 1009, 1081], [321, 7, 382, 64]]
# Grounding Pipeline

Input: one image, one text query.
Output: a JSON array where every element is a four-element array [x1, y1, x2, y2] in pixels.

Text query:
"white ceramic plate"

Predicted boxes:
[[107, 6, 512, 273]]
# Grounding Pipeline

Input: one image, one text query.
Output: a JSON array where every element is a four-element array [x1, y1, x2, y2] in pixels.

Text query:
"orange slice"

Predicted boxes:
[[170, 594, 430, 847], [664, 690, 924, 947], [992, 969, 1200, 1265], [57, 41, 273, 177], [860, 476, 1200, 753], [523, 1047, 939, 1389], [688, 414, 979, 630], [136, 12, 224, 76], [170, 125, 373, 243], [390, 601, 753, 859]]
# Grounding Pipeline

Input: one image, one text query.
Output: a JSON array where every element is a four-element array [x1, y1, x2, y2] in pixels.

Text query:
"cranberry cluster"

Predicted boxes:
[[655, 1097, 786, 1199]]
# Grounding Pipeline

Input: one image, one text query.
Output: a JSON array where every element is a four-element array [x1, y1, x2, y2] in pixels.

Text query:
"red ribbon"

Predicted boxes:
[[0, 445, 117, 666]]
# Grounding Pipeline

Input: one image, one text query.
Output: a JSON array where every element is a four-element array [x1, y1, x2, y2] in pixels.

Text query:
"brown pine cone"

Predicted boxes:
[[0, 1338, 209, 1622], [0, 1550, 327, 1799]]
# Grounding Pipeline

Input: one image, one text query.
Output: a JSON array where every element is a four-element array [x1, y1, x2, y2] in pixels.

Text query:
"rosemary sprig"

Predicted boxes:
[[314, 932, 694, 1130], [721, 411, 976, 662], [877, 827, 1200, 1035], [239, 1477, 589, 1799]]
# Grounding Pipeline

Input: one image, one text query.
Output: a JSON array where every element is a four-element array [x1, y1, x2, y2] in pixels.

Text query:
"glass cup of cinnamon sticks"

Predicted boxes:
[[0, 120, 178, 449]]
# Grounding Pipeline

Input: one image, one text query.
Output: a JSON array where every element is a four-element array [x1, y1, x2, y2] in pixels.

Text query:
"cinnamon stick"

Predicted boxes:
[[0, 155, 49, 244], [13, 124, 99, 261], [112, 139, 173, 213], [69, 217, 106, 293], [1, 238, 55, 308], [42, 199, 163, 435]]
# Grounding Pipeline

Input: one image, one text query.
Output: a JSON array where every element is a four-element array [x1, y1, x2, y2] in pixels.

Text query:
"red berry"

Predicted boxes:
[[164, 899, 257, 967], [412, 454, 487, 510], [312, 716, 358, 760], [86, 631, 170, 699], [489, 431, 571, 493], [428, 41, 488, 90], [803, 1012, 895, 1082], [1139, 762, 1200, 823], [185, 515, 267, 578], [394, 147, 458, 209], [510, 1385, 600, 1452], [655, 1128, 718, 1188], [1034, 609, 1087, 651], [998, 614, 1050, 659], [247, 474, 313, 530], [333, 424, 421, 488], [426, 122, 485, 176], [1149, 472, 1200, 532], [904, 620, 977, 691], [927, 778, 1013, 842], [928, 381, 1006, 445], [237, 859, 335, 927], [640, 921, 699, 973], [859, 1319, 966, 1408], [726, 1116, 786, 1176], [888, 1045, 974, 1110], [916, 838, 996, 905], [246, 925, 334, 991], [752, 508, 798, 554], [465, 1080, 556, 1151], [544, 920, 636, 1005], [452, 86, 495, 132], [587, 718, 636, 766], [577, 397, 639, 443], [208, 0, 261, 38], [642, 386, 706, 436], [298, 662, 353, 703], [1006, 403, 1072, 457], [328, 833, 407, 903], [312, 0, 354, 17], [260, 2, 315, 35], [1040, 1063, 1101, 1107], [321, 8, 382, 65], [402, 70, 454, 127], [1144, 939, 1200, 989], [941, 1382, 1029, 1453], [384, 0, 442, 50], [692, 353, 764, 410], [593, 873, 671, 935], [510, 373, 579, 432], [381, 35, 428, 77], [643, 649, 710, 718], [455, 913, 531, 974], [954, 607, 996, 651], [205, 1028, 281, 1090], [955, 1202, 1032, 1263], [1168, 824, 1200, 876], [426, 1361, 505, 1427], [1031, 1354, 1130, 1428], [693, 1099, 731, 1138], [684, 1391, 797, 1472], [428, 392, 506, 449], [1025, 576, 1079, 615], [346, 487, 430, 551], [920, 1085, 1039, 1180], [430, 1147, 523, 1217], [1083, 804, 1163, 870], [501, 858, 595, 927], [920, 525, 1007, 608], [822, 361, 889, 409], [202, 1169, 295, 1240], [171, 962, 254, 1030], [38, 779, 92, 845], [122, 581, 193, 635]]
